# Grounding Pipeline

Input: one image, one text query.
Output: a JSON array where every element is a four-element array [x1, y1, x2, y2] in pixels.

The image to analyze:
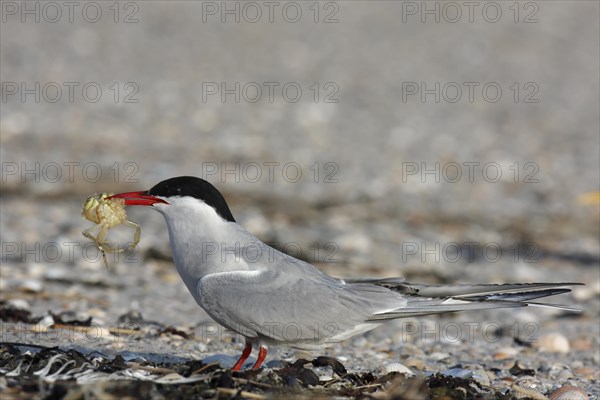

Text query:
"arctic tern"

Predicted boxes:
[[110, 176, 580, 370]]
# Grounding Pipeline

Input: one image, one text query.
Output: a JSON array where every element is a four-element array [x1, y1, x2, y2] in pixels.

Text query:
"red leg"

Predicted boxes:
[[232, 342, 252, 371], [252, 346, 267, 369]]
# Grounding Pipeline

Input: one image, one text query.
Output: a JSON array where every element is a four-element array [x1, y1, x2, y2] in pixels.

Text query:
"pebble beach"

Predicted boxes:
[[1, 2, 599, 398]]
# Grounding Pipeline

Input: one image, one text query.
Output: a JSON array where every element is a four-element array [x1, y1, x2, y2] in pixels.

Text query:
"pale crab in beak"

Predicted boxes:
[[81, 191, 167, 268]]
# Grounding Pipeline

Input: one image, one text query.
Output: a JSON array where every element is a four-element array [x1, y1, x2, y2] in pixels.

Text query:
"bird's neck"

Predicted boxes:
[[157, 201, 256, 300]]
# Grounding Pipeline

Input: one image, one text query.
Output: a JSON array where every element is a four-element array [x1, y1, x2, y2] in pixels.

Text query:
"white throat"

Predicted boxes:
[[152, 197, 257, 302]]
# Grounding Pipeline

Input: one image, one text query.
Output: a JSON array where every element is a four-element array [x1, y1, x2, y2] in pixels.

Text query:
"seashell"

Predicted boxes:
[[548, 386, 588, 400], [511, 383, 548, 400], [377, 362, 414, 375], [154, 373, 208, 384], [156, 372, 184, 381], [535, 333, 570, 353], [494, 347, 518, 360]]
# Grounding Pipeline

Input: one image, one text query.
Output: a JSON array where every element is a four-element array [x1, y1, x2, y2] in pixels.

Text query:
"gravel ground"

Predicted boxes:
[[1, 1, 599, 399]]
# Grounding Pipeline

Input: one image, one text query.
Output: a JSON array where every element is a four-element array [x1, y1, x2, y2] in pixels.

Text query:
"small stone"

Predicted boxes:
[[7, 299, 30, 310], [572, 282, 600, 301], [494, 347, 518, 360], [429, 352, 451, 361], [468, 365, 491, 386], [535, 333, 570, 353], [20, 279, 43, 293], [509, 361, 535, 377], [569, 337, 594, 351], [556, 369, 573, 380], [193, 343, 208, 353], [404, 357, 426, 370], [86, 308, 106, 319], [547, 363, 572, 380], [573, 367, 596, 379]]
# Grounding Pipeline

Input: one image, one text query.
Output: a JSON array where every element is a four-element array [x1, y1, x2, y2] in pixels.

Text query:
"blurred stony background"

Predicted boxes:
[[1, 1, 599, 398]]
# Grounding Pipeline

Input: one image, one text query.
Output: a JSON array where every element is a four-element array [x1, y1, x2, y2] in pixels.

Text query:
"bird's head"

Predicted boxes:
[[110, 176, 236, 223]]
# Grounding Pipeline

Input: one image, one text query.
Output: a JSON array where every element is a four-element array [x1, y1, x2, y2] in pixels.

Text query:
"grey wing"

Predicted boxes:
[[196, 269, 406, 349]]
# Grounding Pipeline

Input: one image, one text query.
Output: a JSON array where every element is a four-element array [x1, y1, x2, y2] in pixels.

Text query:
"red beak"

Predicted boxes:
[[109, 191, 169, 206]]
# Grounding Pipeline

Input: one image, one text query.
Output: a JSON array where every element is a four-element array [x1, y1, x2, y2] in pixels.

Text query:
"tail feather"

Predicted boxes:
[[455, 288, 573, 302], [359, 281, 582, 321], [368, 300, 527, 320], [518, 301, 581, 312], [396, 282, 581, 298]]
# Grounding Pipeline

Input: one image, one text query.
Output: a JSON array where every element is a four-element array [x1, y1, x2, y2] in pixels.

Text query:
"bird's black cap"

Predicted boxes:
[[148, 176, 236, 222]]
